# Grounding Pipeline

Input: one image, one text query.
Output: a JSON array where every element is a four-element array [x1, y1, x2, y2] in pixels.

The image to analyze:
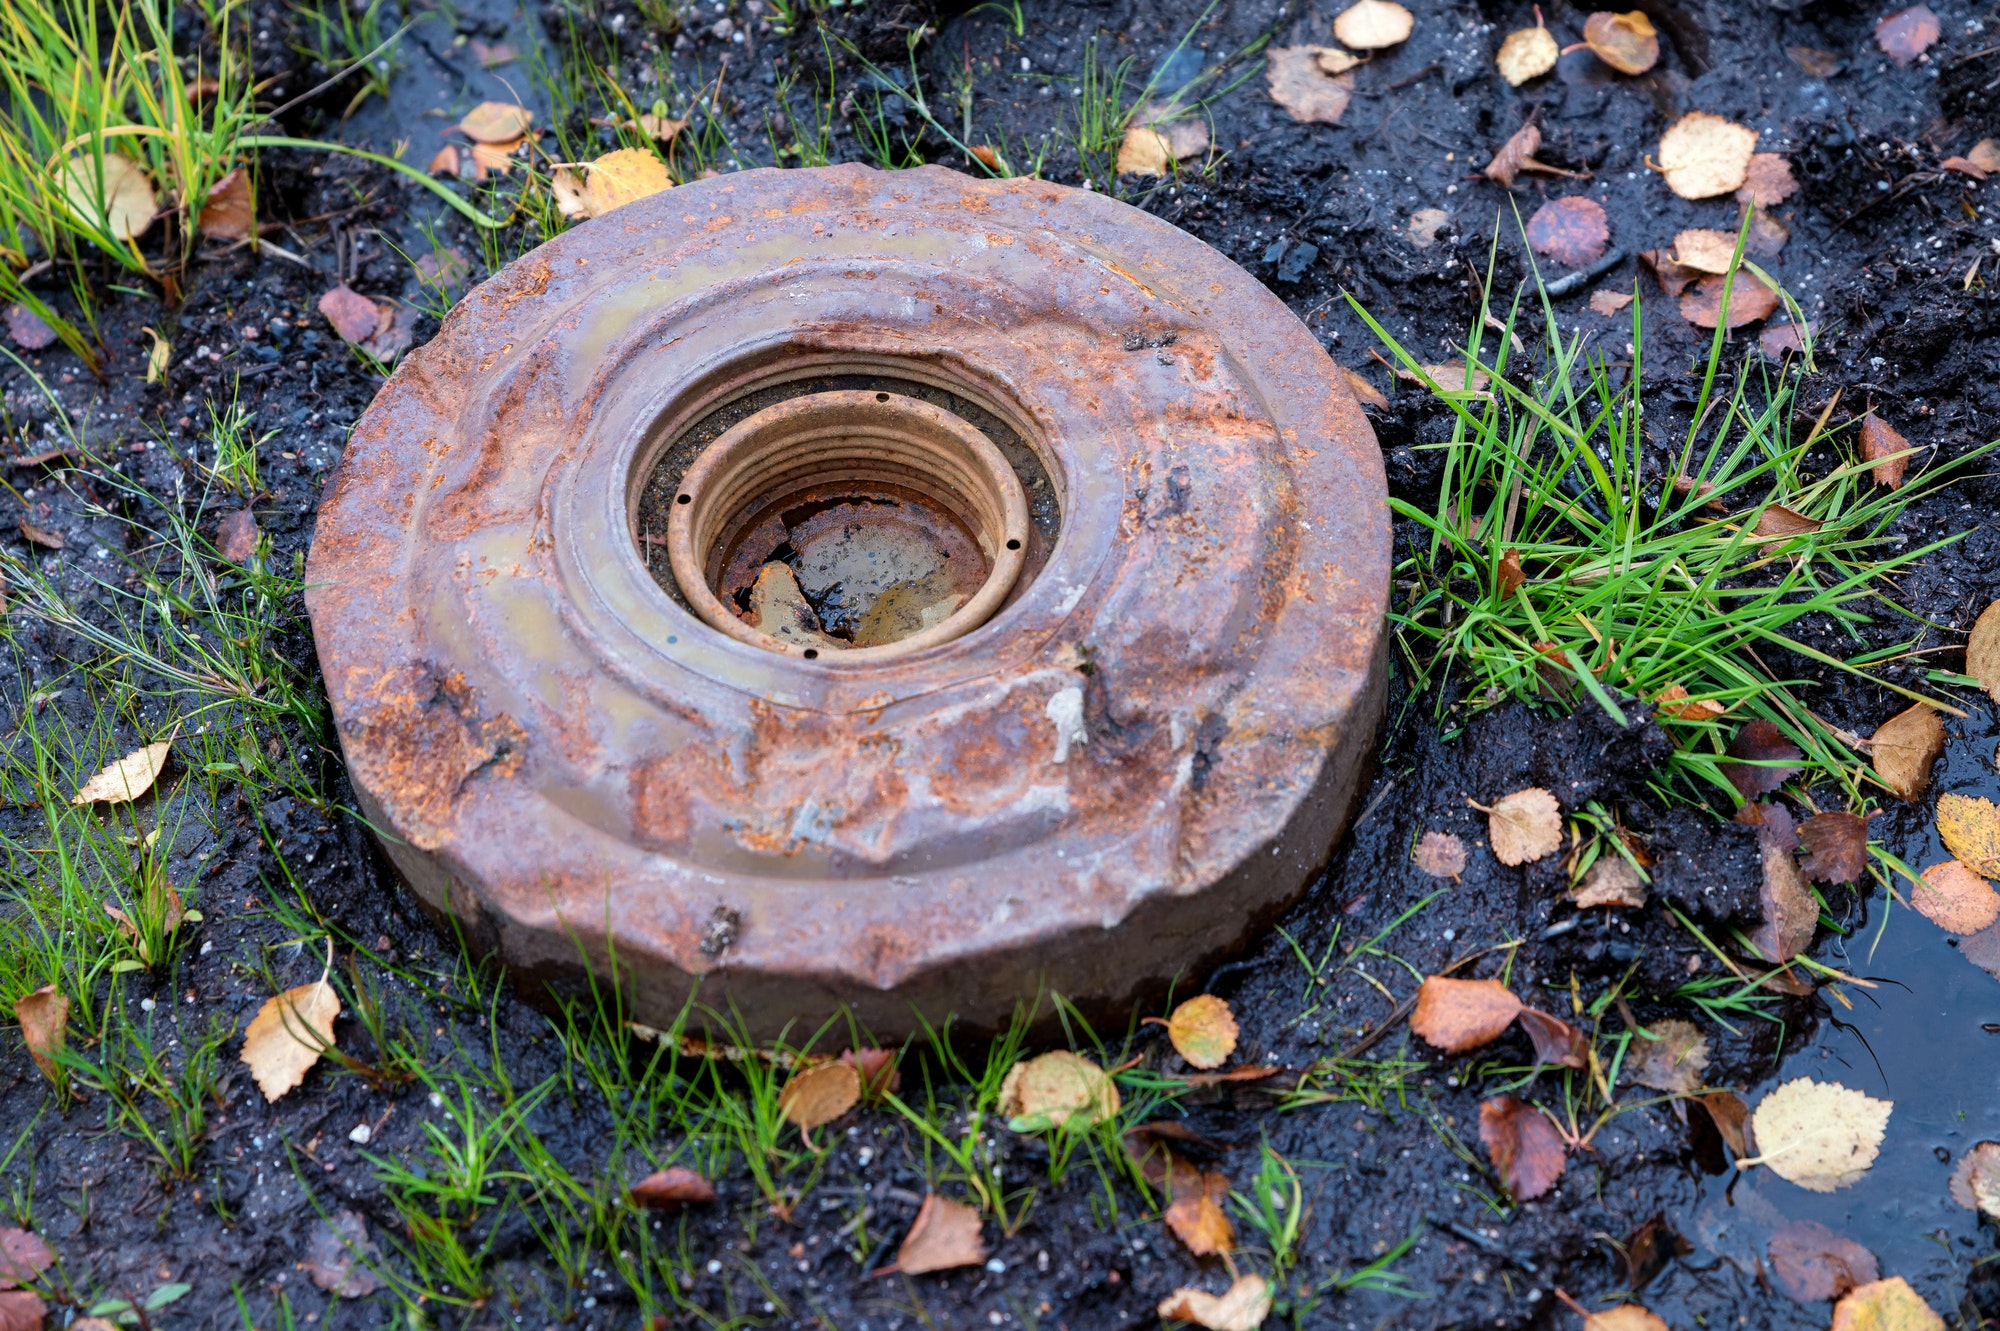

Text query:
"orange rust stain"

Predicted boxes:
[[1101, 262, 1156, 297], [703, 216, 735, 232], [984, 232, 1015, 246], [957, 192, 990, 212], [499, 262, 551, 307]]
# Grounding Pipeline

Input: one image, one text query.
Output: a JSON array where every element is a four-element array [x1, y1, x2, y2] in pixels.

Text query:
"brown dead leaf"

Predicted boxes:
[[1157, 1275, 1273, 1331], [1830, 1277, 1945, 1330], [896, 1193, 986, 1275], [18, 521, 62, 549], [319, 285, 380, 344], [1760, 321, 1811, 358], [1583, 11, 1659, 74], [1573, 854, 1648, 908], [469, 38, 519, 67], [12, 986, 67, 1084], [779, 1061, 860, 1133], [458, 100, 533, 143], [1743, 1077, 1892, 1193], [1743, 802, 1818, 963], [1316, 47, 1366, 74], [1752, 502, 1821, 538], [1744, 205, 1790, 257], [469, 140, 521, 175], [1266, 46, 1354, 125], [1402, 361, 1491, 394], [197, 168, 253, 241], [1412, 829, 1467, 879], [1337, 364, 1389, 411], [1858, 413, 1913, 488], [217, 509, 258, 564], [72, 739, 172, 805], [1497, 24, 1559, 85], [1971, 140, 2000, 173], [1148, 994, 1238, 1070], [302, 1209, 383, 1298], [630, 1166, 717, 1208], [1695, 1090, 1755, 1157], [1480, 786, 1563, 865], [1628, 1018, 1708, 1094], [1798, 811, 1869, 885], [1681, 271, 1781, 329], [1655, 682, 1726, 721], [5, 305, 53, 351], [999, 1050, 1119, 1129], [1116, 126, 1174, 177], [1914, 860, 2000, 934], [241, 976, 339, 1101], [1789, 45, 1842, 76], [1163, 1170, 1234, 1256], [1590, 288, 1635, 316], [1479, 1095, 1566, 1200], [1875, 5, 1941, 66], [1737, 153, 1800, 207], [1722, 719, 1803, 799], [1769, 1219, 1879, 1303], [1517, 1008, 1587, 1068], [1938, 793, 2000, 878], [1527, 196, 1609, 268], [1871, 702, 1945, 800], [428, 144, 461, 177], [0, 1227, 54, 1289], [0, 1291, 44, 1331], [839, 1047, 901, 1098], [1410, 976, 1523, 1053], [1639, 249, 1703, 299], [1949, 1141, 2000, 1217], [1408, 206, 1450, 248], [1496, 547, 1526, 596], [1658, 112, 1759, 200], [1941, 154, 1987, 179], [1671, 228, 1741, 274], [1333, 0, 1413, 49], [1486, 122, 1574, 189], [1964, 598, 2000, 701]]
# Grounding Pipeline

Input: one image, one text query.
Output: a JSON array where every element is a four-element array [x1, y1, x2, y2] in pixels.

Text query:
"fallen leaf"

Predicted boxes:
[[1798, 812, 1869, 885], [428, 144, 461, 176], [1640, 248, 1704, 299], [1123, 1121, 1217, 1197], [1681, 271, 1781, 329], [1752, 502, 1821, 537], [1938, 793, 2000, 878], [1737, 153, 1800, 207], [1949, 1141, 2000, 1217], [0, 1291, 45, 1331], [1333, 0, 1413, 49], [1479, 1095, 1566, 1200], [581, 148, 671, 218], [1577, 1309, 1668, 1331], [1744, 802, 1818, 963], [1695, 1090, 1755, 1157], [1789, 45, 1842, 76], [1760, 322, 1811, 358], [1408, 206, 1450, 248], [896, 1193, 986, 1275], [1768, 1219, 1879, 1303], [1410, 976, 1522, 1053], [459, 100, 532, 143], [839, 1047, 901, 1098], [1914, 860, 2000, 934], [362, 303, 416, 362], [1402, 361, 1491, 393], [1654, 683, 1726, 721], [302, 1210, 382, 1298], [1830, 1277, 1944, 1331], [1481, 786, 1563, 866], [1412, 829, 1467, 879], [1965, 598, 2000, 701], [469, 140, 521, 175], [1742, 1078, 1892, 1193], [5, 305, 54, 351], [1671, 228, 1742, 274], [1266, 46, 1355, 125], [469, 38, 518, 67], [1573, 854, 1648, 908], [415, 248, 472, 292], [1486, 122, 1574, 188], [1518, 1008, 1587, 1068], [1497, 24, 1559, 85], [1967, 922, 2000, 981], [1858, 413, 1912, 488], [0, 1227, 54, 1288], [1175, 1064, 1281, 1087], [217, 509, 258, 564], [550, 167, 588, 219], [1116, 126, 1174, 177], [1163, 1169, 1234, 1256], [1157, 1275, 1272, 1331], [1527, 196, 1610, 268], [319, 285, 381, 344], [1589, 288, 1635, 316], [999, 1050, 1119, 1130], [72, 739, 172, 805], [241, 977, 339, 1101], [1722, 719, 1803, 799], [1628, 1019, 1708, 1094], [1337, 364, 1389, 410], [19, 521, 62, 550], [60, 153, 155, 240], [1940, 153, 1987, 179], [197, 168, 253, 240], [1972, 140, 2000, 173], [1875, 5, 1941, 66], [1152, 994, 1238, 1070], [1583, 10, 1659, 74], [142, 327, 169, 383], [1496, 547, 1525, 595], [779, 1061, 860, 1132], [1658, 111, 1759, 200], [1871, 702, 1945, 800], [1744, 205, 1790, 257], [12, 986, 67, 1085], [630, 1166, 717, 1208]]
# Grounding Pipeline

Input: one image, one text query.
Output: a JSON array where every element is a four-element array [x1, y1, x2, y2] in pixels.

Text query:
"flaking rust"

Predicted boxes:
[[307, 164, 1390, 1037]]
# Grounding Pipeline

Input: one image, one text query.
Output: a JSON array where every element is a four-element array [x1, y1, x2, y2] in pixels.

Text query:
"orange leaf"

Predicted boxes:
[[1410, 976, 1522, 1053]]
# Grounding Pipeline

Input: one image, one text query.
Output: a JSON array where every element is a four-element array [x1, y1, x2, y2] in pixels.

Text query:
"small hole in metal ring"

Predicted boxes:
[[677, 493, 691, 504], [1005, 538, 1021, 550], [876, 392, 890, 402], [803, 648, 819, 659]]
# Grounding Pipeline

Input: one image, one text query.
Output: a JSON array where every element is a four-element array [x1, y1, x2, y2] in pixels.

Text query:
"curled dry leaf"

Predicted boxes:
[[1871, 702, 1945, 800], [1743, 1077, 1892, 1193], [1333, 0, 1413, 49], [1337, 364, 1388, 411], [217, 509, 259, 565], [631, 1166, 716, 1208], [1517, 1008, 1587, 1068], [1485, 122, 1573, 189], [1157, 1275, 1273, 1331], [583, 148, 672, 218], [1938, 793, 2000, 879], [999, 1050, 1119, 1130], [60, 153, 155, 240], [1412, 829, 1467, 879], [896, 1193, 986, 1275], [19, 521, 62, 549], [1497, 24, 1559, 85], [1797, 811, 1869, 885], [1583, 11, 1660, 74], [1830, 1277, 1945, 1331], [1482, 786, 1563, 865], [1875, 5, 1941, 66], [1768, 1219, 1879, 1303], [1163, 1169, 1235, 1256], [1681, 271, 1781, 329], [241, 977, 339, 1101], [458, 100, 533, 143], [1671, 228, 1741, 274], [1496, 547, 1525, 596], [1266, 46, 1355, 125], [72, 739, 172, 805], [1479, 1095, 1567, 1200], [1410, 976, 1522, 1053], [1152, 994, 1238, 1070], [302, 1209, 383, 1298], [428, 144, 461, 176], [1941, 153, 1989, 180], [779, 1061, 860, 1132], [1573, 854, 1647, 908], [1695, 1090, 1755, 1158], [1753, 503, 1821, 538], [1527, 196, 1610, 268], [1655, 683, 1726, 721], [1589, 288, 1635, 316], [12, 986, 68, 1084], [0, 1226, 54, 1288], [1658, 111, 1759, 200], [1914, 860, 2000, 934], [1738, 153, 1800, 206], [1316, 46, 1365, 74], [1858, 413, 1913, 488], [319, 285, 382, 344], [1966, 598, 2000, 701], [1950, 1141, 2000, 1217], [1722, 719, 1803, 799], [1403, 361, 1490, 394], [1628, 1018, 1709, 1094], [197, 168, 253, 241]]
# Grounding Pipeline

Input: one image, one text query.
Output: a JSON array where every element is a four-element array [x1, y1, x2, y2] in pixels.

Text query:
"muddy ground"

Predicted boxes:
[[1, 0, 1998, 1327]]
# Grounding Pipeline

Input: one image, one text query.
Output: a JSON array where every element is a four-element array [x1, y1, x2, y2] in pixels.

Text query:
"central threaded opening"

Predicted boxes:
[[665, 390, 1030, 660]]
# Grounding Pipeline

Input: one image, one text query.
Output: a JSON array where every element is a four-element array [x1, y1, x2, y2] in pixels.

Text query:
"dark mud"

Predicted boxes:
[[2, 0, 1999, 1328]]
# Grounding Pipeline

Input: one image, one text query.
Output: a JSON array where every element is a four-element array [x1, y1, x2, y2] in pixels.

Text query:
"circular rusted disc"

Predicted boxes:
[[306, 164, 1388, 1037]]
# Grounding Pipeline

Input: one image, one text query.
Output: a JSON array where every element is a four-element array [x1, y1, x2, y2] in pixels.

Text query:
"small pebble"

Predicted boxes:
[[348, 1123, 371, 1144], [985, 1257, 1006, 1274]]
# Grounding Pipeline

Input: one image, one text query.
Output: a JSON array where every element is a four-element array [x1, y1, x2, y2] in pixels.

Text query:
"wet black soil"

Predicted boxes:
[[3, 0, 2000, 1328]]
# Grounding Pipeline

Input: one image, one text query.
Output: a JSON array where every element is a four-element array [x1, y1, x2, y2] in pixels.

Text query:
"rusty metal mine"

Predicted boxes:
[[305, 164, 1390, 1037]]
